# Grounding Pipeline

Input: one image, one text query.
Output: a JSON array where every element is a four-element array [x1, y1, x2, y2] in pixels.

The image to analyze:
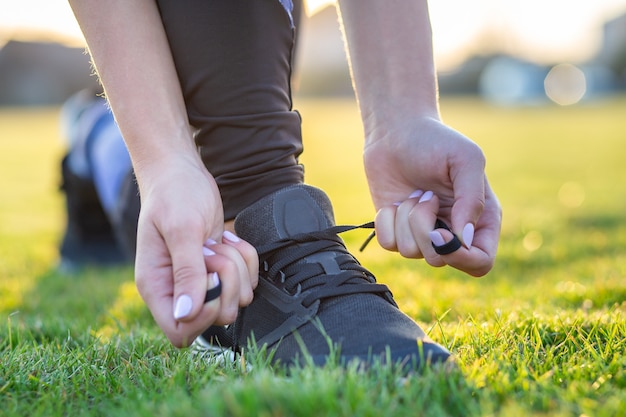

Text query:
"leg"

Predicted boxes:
[[59, 0, 304, 266], [157, 0, 304, 220], [157, 0, 451, 370], [58, 90, 131, 269]]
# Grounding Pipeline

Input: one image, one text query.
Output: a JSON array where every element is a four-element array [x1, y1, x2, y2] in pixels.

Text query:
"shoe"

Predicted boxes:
[[58, 154, 127, 271], [215, 184, 451, 369], [191, 326, 241, 367]]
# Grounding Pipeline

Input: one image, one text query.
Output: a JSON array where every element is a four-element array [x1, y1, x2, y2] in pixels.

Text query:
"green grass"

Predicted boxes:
[[1, 96, 625, 416]]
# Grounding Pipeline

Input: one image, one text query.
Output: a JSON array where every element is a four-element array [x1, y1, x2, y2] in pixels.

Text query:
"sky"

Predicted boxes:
[[1, 0, 626, 70]]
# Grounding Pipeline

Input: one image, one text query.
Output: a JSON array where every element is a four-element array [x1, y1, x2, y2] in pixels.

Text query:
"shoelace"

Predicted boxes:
[[199, 222, 388, 353], [255, 222, 390, 307]]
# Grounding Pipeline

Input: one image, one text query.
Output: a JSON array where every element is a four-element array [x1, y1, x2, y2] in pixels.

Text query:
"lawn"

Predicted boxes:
[[1, 96, 625, 416]]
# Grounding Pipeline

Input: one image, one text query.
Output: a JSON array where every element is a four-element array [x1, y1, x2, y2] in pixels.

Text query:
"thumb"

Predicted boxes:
[[168, 230, 210, 322], [450, 169, 486, 249]]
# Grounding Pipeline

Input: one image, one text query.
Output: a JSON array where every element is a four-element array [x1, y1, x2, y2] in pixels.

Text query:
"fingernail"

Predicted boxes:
[[394, 190, 424, 206], [202, 246, 215, 256], [429, 230, 446, 247], [204, 238, 217, 246], [463, 223, 475, 248], [419, 190, 434, 203], [204, 272, 222, 303], [223, 230, 240, 243], [408, 190, 424, 200], [173, 294, 193, 320], [210, 272, 220, 288]]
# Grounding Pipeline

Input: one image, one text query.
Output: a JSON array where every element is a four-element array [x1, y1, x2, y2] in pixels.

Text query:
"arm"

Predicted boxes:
[[337, 0, 501, 276], [337, 0, 439, 127], [69, 0, 194, 171], [69, 0, 258, 346]]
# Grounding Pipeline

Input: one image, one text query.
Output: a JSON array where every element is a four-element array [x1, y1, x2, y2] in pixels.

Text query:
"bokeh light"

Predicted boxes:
[[558, 181, 586, 208], [544, 63, 587, 105], [523, 230, 543, 252]]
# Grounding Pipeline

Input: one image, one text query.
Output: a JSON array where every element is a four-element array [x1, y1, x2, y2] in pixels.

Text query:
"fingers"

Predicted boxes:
[[202, 231, 259, 325], [135, 218, 259, 347], [375, 190, 426, 255], [164, 227, 222, 347], [463, 180, 501, 276], [134, 217, 210, 348], [393, 191, 424, 258], [222, 231, 259, 292], [375, 206, 398, 252], [165, 220, 214, 325], [375, 190, 437, 260], [430, 219, 462, 255], [412, 190, 499, 276], [449, 144, 486, 247], [406, 191, 447, 267], [375, 188, 500, 276]]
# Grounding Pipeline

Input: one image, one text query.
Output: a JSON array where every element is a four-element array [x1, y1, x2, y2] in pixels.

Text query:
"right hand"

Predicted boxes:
[[134, 154, 258, 347]]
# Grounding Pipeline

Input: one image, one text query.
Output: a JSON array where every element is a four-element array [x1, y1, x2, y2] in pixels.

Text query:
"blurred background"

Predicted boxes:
[[1, 0, 626, 106]]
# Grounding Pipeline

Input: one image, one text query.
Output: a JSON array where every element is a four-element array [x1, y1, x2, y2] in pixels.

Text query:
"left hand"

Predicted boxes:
[[364, 116, 501, 277]]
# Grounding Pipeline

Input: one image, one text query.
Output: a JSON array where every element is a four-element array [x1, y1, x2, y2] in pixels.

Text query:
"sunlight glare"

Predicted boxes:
[[2, 0, 626, 70], [0, 0, 84, 45], [305, 0, 334, 15]]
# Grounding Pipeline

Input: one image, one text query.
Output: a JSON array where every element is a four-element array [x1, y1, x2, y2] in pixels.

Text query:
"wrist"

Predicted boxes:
[[132, 146, 206, 196], [125, 119, 197, 172], [362, 107, 440, 147]]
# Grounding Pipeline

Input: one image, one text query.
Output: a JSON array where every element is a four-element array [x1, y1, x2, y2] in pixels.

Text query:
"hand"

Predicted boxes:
[[364, 116, 501, 277], [134, 154, 258, 347]]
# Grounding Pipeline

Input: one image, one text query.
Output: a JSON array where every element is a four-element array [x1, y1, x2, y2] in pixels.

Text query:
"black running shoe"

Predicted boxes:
[[217, 184, 451, 369]]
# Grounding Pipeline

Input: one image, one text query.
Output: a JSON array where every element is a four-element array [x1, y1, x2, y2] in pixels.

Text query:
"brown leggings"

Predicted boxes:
[[157, 0, 305, 220], [112, 0, 306, 258]]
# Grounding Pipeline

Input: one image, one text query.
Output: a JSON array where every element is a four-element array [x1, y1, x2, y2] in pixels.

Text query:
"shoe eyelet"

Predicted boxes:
[[282, 282, 302, 297]]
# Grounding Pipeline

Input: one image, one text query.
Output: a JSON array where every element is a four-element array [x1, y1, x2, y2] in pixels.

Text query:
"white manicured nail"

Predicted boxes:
[[223, 230, 240, 243], [210, 272, 220, 288], [463, 223, 475, 248], [419, 191, 434, 203], [202, 246, 215, 256], [173, 295, 193, 320], [204, 238, 217, 246], [429, 230, 446, 247], [408, 190, 424, 200]]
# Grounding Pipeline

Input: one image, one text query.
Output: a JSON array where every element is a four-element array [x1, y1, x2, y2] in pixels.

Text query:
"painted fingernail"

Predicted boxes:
[[204, 238, 217, 246], [408, 190, 424, 200], [463, 223, 475, 248], [211, 272, 220, 288], [394, 190, 424, 206], [223, 230, 240, 243], [173, 294, 193, 320], [204, 272, 222, 303], [429, 230, 446, 247], [419, 190, 434, 203], [202, 246, 215, 257]]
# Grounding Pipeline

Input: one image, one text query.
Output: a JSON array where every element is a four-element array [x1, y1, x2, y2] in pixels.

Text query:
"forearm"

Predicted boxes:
[[69, 0, 197, 183], [336, 0, 440, 138]]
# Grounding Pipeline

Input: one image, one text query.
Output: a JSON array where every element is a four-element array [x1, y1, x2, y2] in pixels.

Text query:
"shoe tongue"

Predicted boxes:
[[234, 185, 336, 247]]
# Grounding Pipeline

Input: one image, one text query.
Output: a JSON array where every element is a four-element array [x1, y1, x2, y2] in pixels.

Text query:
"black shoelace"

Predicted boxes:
[[200, 222, 390, 352], [256, 222, 391, 308]]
